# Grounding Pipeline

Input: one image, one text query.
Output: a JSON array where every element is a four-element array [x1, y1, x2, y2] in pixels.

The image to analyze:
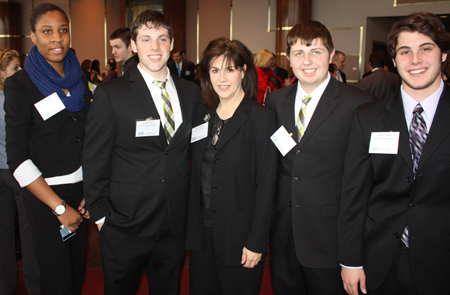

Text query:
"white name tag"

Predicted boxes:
[[369, 132, 400, 154], [185, 70, 191, 76], [34, 92, 65, 121], [191, 122, 208, 143], [135, 118, 160, 137], [271, 126, 297, 156]]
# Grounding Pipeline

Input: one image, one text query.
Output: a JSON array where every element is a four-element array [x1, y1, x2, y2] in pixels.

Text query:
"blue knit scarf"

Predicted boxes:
[[25, 46, 85, 113]]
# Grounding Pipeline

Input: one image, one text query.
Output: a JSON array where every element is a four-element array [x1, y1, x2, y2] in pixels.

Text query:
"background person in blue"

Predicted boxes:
[[186, 38, 277, 295], [4, 3, 91, 294]]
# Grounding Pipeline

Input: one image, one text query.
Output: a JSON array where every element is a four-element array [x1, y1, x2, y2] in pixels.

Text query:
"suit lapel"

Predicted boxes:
[[418, 85, 450, 168], [280, 85, 298, 142], [383, 91, 412, 171], [215, 99, 251, 151], [298, 78, 338, 147], [166, 75, 191, 151], [129, 69, 168, 149]]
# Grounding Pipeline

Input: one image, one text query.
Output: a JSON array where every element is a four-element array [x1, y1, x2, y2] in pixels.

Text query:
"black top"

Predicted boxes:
[[4, 69, 91, 178], [122, 55, 139, 76]]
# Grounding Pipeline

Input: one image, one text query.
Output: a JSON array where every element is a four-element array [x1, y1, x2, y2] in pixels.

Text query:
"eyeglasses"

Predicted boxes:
[[211, 119, 226, 147]]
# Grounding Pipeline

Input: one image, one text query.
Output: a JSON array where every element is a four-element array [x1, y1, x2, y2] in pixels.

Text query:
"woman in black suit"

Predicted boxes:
[[3, 4, 91, 294], [186, 38, 278, 295]]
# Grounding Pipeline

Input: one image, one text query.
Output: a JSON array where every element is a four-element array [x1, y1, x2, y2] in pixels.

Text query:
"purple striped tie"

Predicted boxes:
[[402, 104, 428, 247]]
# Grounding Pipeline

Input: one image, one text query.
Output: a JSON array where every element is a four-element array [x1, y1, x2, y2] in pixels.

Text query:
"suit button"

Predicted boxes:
[[214, 158, 219, 163], [288, 202, 292, 207], [160, 177, 165, 182], [212, 186, 217, 190], [408, 204, 415, 209], [71, 116, 77, 121], [293, 177, 299, 182], [73, 137, 80, 143], [406, 177, 412, 183], [394, 233, 400, 239], [165, 152, 168, 155], [295, 150, 300, 155]]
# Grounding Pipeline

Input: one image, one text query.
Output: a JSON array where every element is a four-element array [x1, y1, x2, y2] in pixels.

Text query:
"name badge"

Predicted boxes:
[[369, 132, 400, 154], [271, 126, 297, 156], [34, 92, 65, 121], [135, 117, 160, 137], [185, 70, 191, 76], [191, 122, 208, 143]]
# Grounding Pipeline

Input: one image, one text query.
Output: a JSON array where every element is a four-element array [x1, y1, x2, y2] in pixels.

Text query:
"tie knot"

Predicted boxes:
[[154, 79, 167, 89], [413, 104, 424, 115], [302, 95, 312, 104]]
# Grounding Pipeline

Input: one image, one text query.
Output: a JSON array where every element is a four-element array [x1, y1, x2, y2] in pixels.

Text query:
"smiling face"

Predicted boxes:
[[209, 55, 246, 101], [393, 31, 447, 101], [30, 10, 70, 73], [110, 38, 133, 63], [288, 38, 334, 93], [131, 25, 173, 80]]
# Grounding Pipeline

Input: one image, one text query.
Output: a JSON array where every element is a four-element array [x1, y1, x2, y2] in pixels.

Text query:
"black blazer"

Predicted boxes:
[[4, 69, 91, 178], [186, 98, 278, 266], [275, 66, 288, 82], [168, 60, 195, 81], [83, 67, 200, 237], [359, 69, 401, 100], [265, 77, 373, 268], [338, 86, 450, 294]]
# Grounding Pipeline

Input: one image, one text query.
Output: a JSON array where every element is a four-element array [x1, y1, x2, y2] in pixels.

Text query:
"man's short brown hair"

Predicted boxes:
[[286, 21, 334, 56], [387, 12, 450, 70]]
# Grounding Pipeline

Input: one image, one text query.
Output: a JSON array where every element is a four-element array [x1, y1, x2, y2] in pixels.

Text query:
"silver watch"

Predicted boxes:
[[52, 200, 67, 216]]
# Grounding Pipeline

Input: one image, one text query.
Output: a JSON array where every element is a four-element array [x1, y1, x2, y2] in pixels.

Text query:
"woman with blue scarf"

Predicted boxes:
[[3, 4, 91, 294]]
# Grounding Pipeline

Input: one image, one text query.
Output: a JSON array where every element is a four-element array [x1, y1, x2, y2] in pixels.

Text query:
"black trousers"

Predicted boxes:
[[189, 226, 266, 295], [0, 169, 40, 295], [99, 212, 186, 295], [23, 182, 88, 295], [368, 245, 418, 295], [271, 228, 347, 295]]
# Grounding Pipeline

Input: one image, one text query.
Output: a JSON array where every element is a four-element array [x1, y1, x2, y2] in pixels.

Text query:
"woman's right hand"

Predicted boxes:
[[57, 205, 83, 232]]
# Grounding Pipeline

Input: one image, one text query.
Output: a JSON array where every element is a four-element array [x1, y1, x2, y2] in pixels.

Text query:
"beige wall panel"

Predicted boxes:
[[233, 0, 276, 55], [198, 0, 231, 60], [71, 0, 106, 70]]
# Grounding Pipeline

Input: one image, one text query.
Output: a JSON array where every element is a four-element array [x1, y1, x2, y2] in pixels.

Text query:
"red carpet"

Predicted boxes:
[[18, 266, 274, 294]]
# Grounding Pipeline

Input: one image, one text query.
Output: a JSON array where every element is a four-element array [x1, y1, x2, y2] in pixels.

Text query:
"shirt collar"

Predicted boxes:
[[402, 79, 444, 124], [297, 72, 331, 101], [137, 63, 174, 88]]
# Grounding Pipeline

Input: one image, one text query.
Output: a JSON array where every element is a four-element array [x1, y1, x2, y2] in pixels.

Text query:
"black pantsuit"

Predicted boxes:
[[0, 169, 40, 295]]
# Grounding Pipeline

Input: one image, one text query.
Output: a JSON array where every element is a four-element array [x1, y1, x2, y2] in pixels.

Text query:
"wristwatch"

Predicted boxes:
[[52, 200, 67, 216]]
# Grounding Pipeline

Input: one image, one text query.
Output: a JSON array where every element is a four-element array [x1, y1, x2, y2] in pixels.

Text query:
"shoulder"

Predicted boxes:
[[334, 79, 374, 100]]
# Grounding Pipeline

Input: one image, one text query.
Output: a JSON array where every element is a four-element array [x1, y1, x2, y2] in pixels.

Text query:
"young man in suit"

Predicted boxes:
[[338, 12, 450, 295], [168, 49, 195, 81], [265, 21, 373, 295], [83, 9, 200, 295], [109, 27, 139, 76]]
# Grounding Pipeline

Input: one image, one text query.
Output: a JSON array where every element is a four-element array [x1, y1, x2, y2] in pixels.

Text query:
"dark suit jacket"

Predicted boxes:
[[122, 55, 139, 76], [265, 77, 373, 268], [4, 69, 91, 178], [83, 67, 200, 238], [275, 66, 288, 82], [337, 86, 450, 294], [359, 69, 401, 100], [168, 60, 195, 82], [186, 99, 278, 266], [338, 70, 347, 83]]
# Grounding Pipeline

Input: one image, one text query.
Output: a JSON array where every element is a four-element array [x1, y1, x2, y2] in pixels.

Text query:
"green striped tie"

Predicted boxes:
[[154, 80, 175, 143], [296, 95, 312, 142]]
